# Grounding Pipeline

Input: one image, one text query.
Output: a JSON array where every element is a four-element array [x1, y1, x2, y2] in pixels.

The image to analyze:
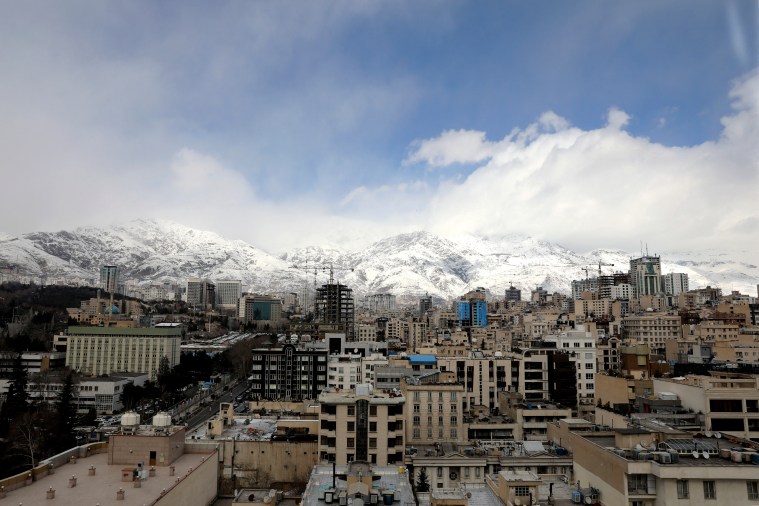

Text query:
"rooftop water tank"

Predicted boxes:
[[121, 411, 140, 427], [152, 412, 172, 427]]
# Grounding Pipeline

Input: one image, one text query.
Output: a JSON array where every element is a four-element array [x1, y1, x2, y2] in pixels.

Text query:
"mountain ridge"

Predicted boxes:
[[0, 219, 757, 300]]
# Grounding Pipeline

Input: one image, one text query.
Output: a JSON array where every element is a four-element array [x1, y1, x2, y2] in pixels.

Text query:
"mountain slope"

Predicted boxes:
[[0, 220, 756, 300]]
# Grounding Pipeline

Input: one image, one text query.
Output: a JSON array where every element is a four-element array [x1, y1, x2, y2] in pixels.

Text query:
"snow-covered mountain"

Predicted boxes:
[[0, 219, 757, 300]]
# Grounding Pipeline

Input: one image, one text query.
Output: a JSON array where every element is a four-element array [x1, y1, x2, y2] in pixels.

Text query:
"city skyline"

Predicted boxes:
[[1, 2, 757, 254]]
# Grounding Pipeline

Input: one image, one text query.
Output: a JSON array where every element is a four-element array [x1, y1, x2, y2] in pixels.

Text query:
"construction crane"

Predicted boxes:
[[596, 261, 615, 277]]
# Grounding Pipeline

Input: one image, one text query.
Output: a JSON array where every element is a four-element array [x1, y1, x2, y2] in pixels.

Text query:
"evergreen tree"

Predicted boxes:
[[416, 467, 430, 492], [53, 372, 77, 453], [0, 353, 29, 436]]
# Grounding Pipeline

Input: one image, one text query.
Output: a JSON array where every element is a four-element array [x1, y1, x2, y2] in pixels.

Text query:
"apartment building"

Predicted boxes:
[[400, 371, 466, 446], [356, 323, 378, 342], [654, 374, 759, 439], [64, 326, 181, 380], [545, 326, 597, 408], [549, 419, 759, 506], [621, 313, 681, 354], [436, 353, 513, 412], [249, 344, 328, 401], [662, 273, 689, 295], [327, 354, 362, 390], [317, 384, 405, 465]]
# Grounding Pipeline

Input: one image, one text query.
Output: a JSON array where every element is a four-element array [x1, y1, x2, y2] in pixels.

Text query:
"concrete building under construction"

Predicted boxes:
[[315, 283, 355, 340]]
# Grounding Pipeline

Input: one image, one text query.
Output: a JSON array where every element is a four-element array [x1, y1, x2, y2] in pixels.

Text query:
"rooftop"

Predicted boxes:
[[302, 464, 414, 506], [67, 326, 182, 336], [2, 450, 212, 506]]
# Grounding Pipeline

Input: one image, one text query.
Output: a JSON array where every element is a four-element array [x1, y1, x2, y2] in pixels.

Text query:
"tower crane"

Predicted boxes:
[[596, 261, 615, 277]]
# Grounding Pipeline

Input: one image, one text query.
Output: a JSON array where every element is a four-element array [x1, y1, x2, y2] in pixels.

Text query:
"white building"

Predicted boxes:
[[663, 272, 689, 295], [609, 283, 632, 300], [545, 325, 597, 407], [327, 354, 363, 391], [360, 353, 388, 385]]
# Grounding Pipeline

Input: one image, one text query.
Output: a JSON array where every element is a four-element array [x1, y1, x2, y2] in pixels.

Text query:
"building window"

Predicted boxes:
[[413, 428, 420, 439], [677, 480, 689, 499], [703, 481, 716, 500], [451, 392, 457, 401], [450, 428, 457, 439], [369, 438, 377, 449], [413, 416, 420, 426], [513, 486, 529, 497], [347, 421, 355, 432], [369, 421, 377, 432], [413, 404, 420, 413], [437, 468, 443, 477], [347, 406, 355, 416], [748, 481, 759, 500], [413, 392, 420, 402], [369, 405, 377, 416]]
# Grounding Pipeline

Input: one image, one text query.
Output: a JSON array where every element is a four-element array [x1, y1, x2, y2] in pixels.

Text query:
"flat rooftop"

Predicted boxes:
[[3, 451, 211, 506], [302, 465, 414, 506]]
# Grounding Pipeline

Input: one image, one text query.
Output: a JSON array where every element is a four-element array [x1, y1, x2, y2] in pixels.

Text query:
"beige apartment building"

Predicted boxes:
[[65, 326, 182, 380], [653, 374, 759, 439], [548, 419, 759, 506], [317, 385, 405, 466], [436, 353, 514, 412], [400, 371, 466, 446], [621, 314, 681, 353]]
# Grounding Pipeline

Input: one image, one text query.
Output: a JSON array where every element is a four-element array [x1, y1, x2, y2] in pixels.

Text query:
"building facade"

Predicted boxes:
[[318, 385, 405, 465], [249, 344, 328, 401], [64, 326, 181, 380]]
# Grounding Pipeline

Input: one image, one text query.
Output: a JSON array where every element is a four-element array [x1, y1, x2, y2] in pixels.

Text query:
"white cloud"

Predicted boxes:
[[362, 68, 759, 253], [605, 107, 630, 130], [406, 129, 494, 167]]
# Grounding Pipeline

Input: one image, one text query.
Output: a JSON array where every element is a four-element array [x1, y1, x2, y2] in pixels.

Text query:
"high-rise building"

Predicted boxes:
[[215, 280, 242, 310], [663, 273, 689, 295], [571, 278, 599, 300], [504, 284, 522, 302], [419, 293, 432, 317], [364, 293, 396, 312], [315, 283, 355, 340], [99, 265, 120, 293], [186, 278, 215, 310], [629, 255, 662, 298]]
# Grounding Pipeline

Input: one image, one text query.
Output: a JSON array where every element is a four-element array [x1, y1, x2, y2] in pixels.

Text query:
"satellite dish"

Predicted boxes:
[[715, 432, 722, 439], [692, 451, 699, 458], [705, 431, 713, 438], [703, 451, 710, 459]]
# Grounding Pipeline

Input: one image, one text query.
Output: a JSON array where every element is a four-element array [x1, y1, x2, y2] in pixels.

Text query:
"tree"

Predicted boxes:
[[416, 467, 430, 492], [53, 372, 78, 453], [0, 353, 29, 436]]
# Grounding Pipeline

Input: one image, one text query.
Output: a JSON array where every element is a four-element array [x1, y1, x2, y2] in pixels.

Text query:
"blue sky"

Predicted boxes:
[[1, 1, 757, 253]]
